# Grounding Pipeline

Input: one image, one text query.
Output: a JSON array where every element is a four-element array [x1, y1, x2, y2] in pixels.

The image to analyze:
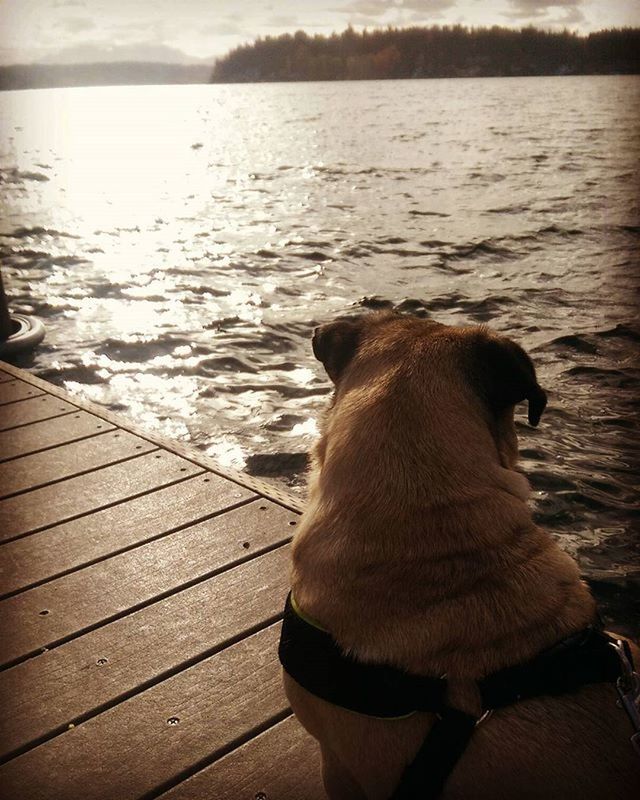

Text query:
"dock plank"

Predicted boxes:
[[0, 394, 76, 431], [0, 545, 290, 759], [0, 429, 157, 499], [0, 501, 296, 665], [0, 411, 116, 462], [0, 360, 307, 796], [0, 473, 255, 597], [0, 625, 288, 800], [0, 360, 304, 514], [0, 379, 45, 405], [158, 715, 325, 800], [0, 450, 204, 541]]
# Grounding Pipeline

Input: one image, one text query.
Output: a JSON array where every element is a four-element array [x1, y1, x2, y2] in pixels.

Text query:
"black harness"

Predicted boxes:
[[278, 592, 640, 799]]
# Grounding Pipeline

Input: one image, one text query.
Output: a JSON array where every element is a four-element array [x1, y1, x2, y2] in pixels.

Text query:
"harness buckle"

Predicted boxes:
[[609, 639, 640, 757]]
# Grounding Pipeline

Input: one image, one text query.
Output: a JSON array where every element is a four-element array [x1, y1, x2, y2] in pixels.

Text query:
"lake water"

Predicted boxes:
[[1, 76, 638, 633]]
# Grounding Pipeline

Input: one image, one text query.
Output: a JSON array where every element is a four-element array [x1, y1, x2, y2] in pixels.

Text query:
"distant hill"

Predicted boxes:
[[0, 61, 213, 91], [3, 26, 638, 91], [211, 25, 640, 83]]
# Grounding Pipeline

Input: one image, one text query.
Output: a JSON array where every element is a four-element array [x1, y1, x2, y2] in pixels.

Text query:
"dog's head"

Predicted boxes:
[[312, 312, 546, 470]]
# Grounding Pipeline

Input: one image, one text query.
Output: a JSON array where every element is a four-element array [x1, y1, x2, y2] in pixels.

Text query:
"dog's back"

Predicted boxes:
[[285, 314, 640, 798]]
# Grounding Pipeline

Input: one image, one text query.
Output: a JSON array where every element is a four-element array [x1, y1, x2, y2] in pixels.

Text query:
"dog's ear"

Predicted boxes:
[[474, 336, 547, 426], [312, 319, 363, 383]]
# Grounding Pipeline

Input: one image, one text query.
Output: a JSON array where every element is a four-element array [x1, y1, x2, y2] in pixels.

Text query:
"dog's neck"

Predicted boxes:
[[309, 383, 530, 517]]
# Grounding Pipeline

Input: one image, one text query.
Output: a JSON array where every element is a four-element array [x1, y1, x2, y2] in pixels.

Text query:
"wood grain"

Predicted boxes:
[[0, 361, 309, 797], [158, 714, 325, 800], [0, 410, 116, 462], [0, 625, 288, 800], [0, 359, 303, 513], [0, 500, 296, 664], [0, 545, 291, 759], [0, 380, 45, 405], [0, 429, 157, 498], [0, 395, 75, 431], [0, 450, 204, 541], [0, 473, 255, 597]]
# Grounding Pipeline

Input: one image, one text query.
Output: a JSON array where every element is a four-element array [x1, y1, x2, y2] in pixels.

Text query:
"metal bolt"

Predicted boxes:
[[167, 716, 180, 725]]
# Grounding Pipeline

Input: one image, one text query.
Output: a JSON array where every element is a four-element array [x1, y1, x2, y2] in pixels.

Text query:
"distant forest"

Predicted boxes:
[[0, 62, 212, 91], [211, 25, 640, 83]]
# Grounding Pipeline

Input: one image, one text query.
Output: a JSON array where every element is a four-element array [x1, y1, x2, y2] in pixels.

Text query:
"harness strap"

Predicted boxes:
[[279, 593, 635, 799], [479, 626, 621, 710], [390, 708, 477, 800], [279, 592, 448, 718]]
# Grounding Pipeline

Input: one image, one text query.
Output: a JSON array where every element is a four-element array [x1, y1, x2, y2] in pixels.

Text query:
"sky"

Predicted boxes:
[[1, 0, 639, 66]]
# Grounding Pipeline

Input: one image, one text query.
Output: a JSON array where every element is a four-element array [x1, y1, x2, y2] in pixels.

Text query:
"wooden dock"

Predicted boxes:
[[0, 360, 325, 800]]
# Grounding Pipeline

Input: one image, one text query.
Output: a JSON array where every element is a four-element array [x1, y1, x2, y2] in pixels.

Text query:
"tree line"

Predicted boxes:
[[211, 25, 640, 83]]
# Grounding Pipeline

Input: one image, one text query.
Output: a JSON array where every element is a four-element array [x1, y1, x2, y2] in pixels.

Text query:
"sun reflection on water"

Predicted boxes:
[[2, 79, 639, 561], [205, 436, 248, 470]]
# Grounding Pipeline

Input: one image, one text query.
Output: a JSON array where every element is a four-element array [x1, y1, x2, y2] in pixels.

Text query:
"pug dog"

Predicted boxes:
[[282, 312, 639, 799]]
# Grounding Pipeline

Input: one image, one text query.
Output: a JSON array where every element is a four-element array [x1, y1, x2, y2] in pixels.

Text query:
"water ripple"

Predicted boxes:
[[1, 76, 639, 632]]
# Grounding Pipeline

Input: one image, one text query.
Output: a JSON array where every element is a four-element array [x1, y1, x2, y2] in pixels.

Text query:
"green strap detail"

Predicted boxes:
[[288, 593, 416, 720], [290, 592, 330, 632]]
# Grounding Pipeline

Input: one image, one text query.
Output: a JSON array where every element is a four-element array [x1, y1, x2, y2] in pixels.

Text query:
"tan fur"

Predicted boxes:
[[285, 313, 639, 799]]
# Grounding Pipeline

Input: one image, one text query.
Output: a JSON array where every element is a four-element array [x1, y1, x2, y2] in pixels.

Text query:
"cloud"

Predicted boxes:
[[503, 0, 586, 27], [333, 0, 456, 28], [266, 14, 300, 28], [505, 0, 583, 18], [201, 19, 246, 37], [399, 0, 456, 9], [338, 0, 455, 14], [557, 6, 586, 26], [336, 0, 387, 14], [59, 16, 95, 33]]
